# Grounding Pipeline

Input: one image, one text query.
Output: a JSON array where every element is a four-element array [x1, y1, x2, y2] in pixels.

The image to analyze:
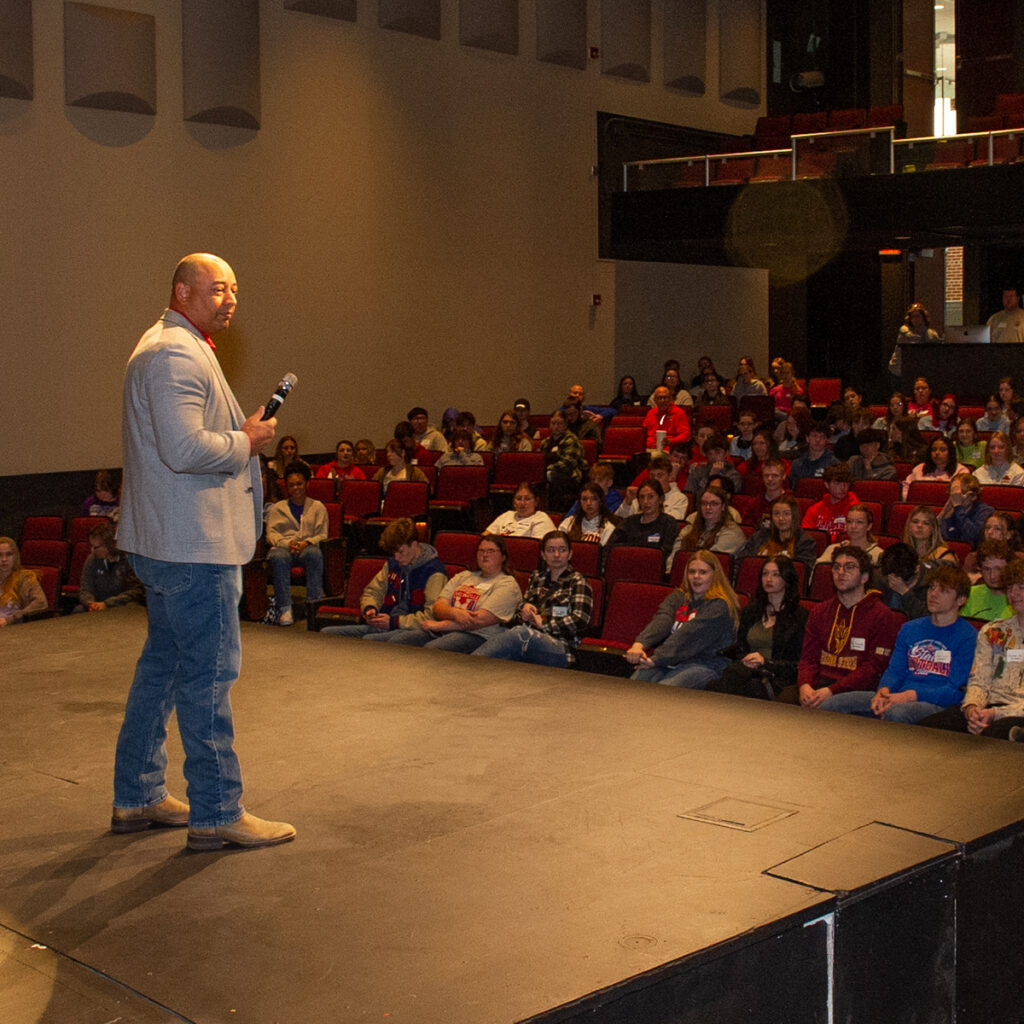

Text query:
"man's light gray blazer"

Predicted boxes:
[[118, 309, 262, 565]]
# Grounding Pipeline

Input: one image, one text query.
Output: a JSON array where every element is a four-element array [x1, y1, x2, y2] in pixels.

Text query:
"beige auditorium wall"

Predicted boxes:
[[0, 0, 764, 476], [614, 261, 770, 396]]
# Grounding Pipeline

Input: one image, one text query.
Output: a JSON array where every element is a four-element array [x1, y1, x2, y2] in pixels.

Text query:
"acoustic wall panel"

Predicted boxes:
[[283, 0, 356, 20], [182, 0, 260, 129], [719, 0, 760, 106], [536, 0, 586, 70], [0, 0, 32, 100], [601, 0, 650, 82], [379, 0, 440, 40], [459, 0, 518, 56], [63, 2, 155, 115], [663, 0, 706, 94]]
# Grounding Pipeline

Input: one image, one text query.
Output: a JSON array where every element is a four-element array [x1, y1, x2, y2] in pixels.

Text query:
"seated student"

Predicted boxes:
[[728, 410, 759, 458], [684, 433, 742, 496], [769, 361, 804, 419], [407, 407, 449, 453], [645, 367, 692, 408], [904, 504, 957, 570], [820, 564, 975, 723], [559, 483, 620, 546], [908, 377, 938, 419], [82, 469, 121, 519], [847, 428, 896, 481], [873, 392, 908, 433], [774, 404, 813, 454], [1011, 417, 1024, 466], [778, 546, 900, 707], [729, 356, 769, 400], [919, 394, 959, 434], [566, 383, 617, 424], [833, 408, 875, 461], [954, 418, 987, 469], [609, 479, 681, 571], [353, 438, 377, 466], [901, 436, 960, 500], [373, 438, 430, 494], [800, 464, 859, 543], [919, 558, 1024, 739], [75, 523, 144, 613], [817, 503, 884, 565], [734, 495, 817, 575], [960, 540, 1014, 621], [491, 408, 534, 453], [485, 481, 556, 539], [435, 428, 485, 468], [315, 439, 367, 481], [624, 549, 740, 688], [738, 430, 789, 493], [877, 542, 930, 621], [963, 512, 1023, 580], [568, 461, 623, 515], [887, 414, 927, 463], [998, 376, 1024, 421], [675, 484, 746, 559], [610, 374, 646, 410], [265, 461, 328, 626], [630, 442, 695, 504], [706, 556, 808, 700], [741, 458, 793, 529], [643, 386, 691, 451], [973, 430, 1024, 486], [323, 517, 447, 642], [788, 423, 839, 489], [0, 537, 48, 626], [618, 455, 688, 521], [976, 395, 1012, 434], [269, 435, 308, 479], [393, 420, 430, 464], [471, 531, 593, 667], [417, 534, 522, 652], [562, 398, 602, 444], [541, 409, 588, 512], [454, 410, 490, 452], [695, 372, 731, 409], [937, 473, 994, 545]]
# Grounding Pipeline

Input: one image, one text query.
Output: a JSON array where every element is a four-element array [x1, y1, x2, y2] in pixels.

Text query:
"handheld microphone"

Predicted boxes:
[[261, 373, 297, 420]]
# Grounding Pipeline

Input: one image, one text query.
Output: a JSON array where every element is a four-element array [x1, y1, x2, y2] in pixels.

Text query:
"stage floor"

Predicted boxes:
[[3, 607, 1024, 1023]]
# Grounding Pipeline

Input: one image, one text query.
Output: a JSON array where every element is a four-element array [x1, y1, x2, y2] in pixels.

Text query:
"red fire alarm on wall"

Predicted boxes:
[[592, 294, 602, 306]]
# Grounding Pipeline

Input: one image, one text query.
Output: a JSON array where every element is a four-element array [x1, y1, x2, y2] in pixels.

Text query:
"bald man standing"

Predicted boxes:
[[112, 253, 295, 851]]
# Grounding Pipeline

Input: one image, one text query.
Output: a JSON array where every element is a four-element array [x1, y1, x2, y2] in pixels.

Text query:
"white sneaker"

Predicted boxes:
[[277, 608, 294, 626]]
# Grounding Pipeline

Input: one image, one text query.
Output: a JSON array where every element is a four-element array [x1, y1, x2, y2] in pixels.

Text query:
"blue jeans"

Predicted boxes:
[[471, 624, 569, 667], [113, 554, 245, 828], [820, 690, 945, 724], [423, 630, 487, 653], [632, 663, 720, 689], [321, 622, 430, 644], [267, 544, 323, 609]]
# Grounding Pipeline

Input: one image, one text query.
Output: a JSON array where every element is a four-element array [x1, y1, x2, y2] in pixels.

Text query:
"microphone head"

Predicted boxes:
[[278, 373, 297, 395]]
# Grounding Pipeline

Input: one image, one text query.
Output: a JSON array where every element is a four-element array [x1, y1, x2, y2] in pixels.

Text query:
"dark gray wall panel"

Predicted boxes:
[[182, 0, 260, 129], [64, 2, 155, 115], [0, 0, 32, 100]]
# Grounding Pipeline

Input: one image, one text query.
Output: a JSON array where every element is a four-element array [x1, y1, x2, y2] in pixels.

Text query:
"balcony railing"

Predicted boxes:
[[623, 126, 1024, 191]]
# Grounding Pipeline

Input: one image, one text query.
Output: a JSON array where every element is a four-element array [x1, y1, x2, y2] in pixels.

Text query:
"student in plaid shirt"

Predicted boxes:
[[472, 531, 593, 667]]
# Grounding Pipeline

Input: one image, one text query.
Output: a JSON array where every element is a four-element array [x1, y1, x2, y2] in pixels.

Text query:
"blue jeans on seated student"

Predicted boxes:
[[267, 544, 323, 611], [423, 630, 488, 653], [631, 663, 720, 689], [819, 690, 945, 724], [471, 624, 570, 667], [114, 554, 244, 828], [321, 622, 429, 644]]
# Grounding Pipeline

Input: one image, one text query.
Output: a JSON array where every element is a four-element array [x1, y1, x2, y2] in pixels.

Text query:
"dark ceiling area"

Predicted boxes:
[[610, 163, 1024, 269]]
